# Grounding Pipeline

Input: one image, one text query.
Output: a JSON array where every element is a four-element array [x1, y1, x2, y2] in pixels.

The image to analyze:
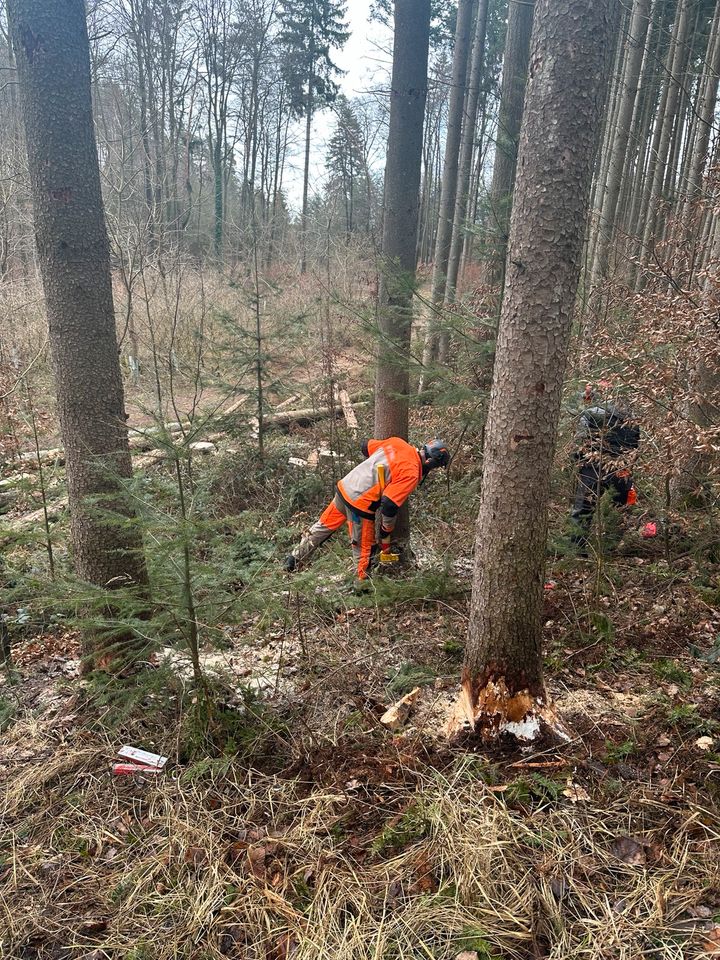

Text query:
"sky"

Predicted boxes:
[[283, 0, 392, 210]]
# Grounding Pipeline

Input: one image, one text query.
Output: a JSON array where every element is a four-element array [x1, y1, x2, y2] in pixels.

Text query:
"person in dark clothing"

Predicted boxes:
[[569, 384, 640, 551]]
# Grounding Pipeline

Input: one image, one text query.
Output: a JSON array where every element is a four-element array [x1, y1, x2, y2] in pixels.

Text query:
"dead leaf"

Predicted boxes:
[[248, 844, 267, 880], [226, 841, 248, 868], [703, 925, 720, 953], [611, 836, 647, 866], [183, 846, 207, 867], [549, 874, 566, 900], [456, 952, 480, 960], [409, 850, 438, 895], [563, 779, 591, 802], [696, 736, 714, 751], [689, 905, 714, 919], [266, 932, 298, 960], [656, 734, 671, 747]]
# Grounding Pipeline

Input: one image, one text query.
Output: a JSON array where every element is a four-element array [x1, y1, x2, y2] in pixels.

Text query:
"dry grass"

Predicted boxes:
[[2, 707, 719, 960]]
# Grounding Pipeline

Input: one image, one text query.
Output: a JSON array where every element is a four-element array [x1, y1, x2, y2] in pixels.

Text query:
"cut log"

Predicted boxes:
[[0, 473, 35, 489], [188, 441, 218, 455], [2, 496, 69, 535], [223, 395, 250, 416], [273, 394, 299, 410], [265, 400, 368, 431], [335, 387, 359, 434], [16, 446, 64, 466]]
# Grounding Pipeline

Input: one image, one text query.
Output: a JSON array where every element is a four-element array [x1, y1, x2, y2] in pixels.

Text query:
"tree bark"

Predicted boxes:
[[7, 0, 148, 591], [374, 0, 431, 546], [586, 7, 627, 280], [300, 69, 314, 275], [589, 0, 651, 295], [483, 0, 535, 290], [453, 0, 617, 741], [680, 3, 720, 260], [617, 1, 659, 239], [625, 0, 666, 256], [672, 184, 720, 500], [418, 0, 475, 387], [636, 0, 692, 289], [444, 0, 490, 313]]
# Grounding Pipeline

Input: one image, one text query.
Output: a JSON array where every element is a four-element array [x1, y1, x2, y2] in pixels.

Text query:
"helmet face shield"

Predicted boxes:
[[422, 439, 451, 470]]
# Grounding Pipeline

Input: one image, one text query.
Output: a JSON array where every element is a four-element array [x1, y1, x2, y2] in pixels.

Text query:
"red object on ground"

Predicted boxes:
[[112, 763, 163, 776], [544, 581, 557, 591], [626, 486, 638, 506], [641, 522, 658, 539]]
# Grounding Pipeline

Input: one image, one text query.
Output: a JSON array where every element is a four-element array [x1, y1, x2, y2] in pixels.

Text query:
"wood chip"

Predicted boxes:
[[380, 687, 422, 731]]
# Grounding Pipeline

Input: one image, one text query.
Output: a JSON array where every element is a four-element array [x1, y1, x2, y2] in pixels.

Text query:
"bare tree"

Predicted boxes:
[[7, 0, 148, 595], [589, 0, 651, 297], [452, 0, 616, 741], [418, 0, 475, 390], [445, 0, 490, 310], [483, 0, 535, 291], [636, 0, 692, 288], [374, 0, 432, 548]]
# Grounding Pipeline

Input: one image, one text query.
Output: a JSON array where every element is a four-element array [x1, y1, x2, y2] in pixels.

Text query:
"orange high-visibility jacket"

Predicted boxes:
[[336, 437, 422, 527]]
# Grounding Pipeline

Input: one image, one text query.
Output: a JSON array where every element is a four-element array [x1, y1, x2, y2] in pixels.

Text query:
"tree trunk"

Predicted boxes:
[[586, 8, 627, 280], [418, 0, 475, 387], [213, 135, 223, 259], [636, 0, 692, 289], [7, 0, 148, 594], [445, 0, 490, 312], [483, 0, 535, 290], [589, 0, 651, 296], [300, 72, 314, 276], [625, 0, 666, 260], [616, 1, 658, 239], [374, 0, 432, 546], [451, 0, 616, 741], [672, 193, 720, 500], [680, 3, 720, 260]]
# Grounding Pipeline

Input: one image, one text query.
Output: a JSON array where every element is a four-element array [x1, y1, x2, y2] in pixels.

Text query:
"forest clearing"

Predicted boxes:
[[1, 0, 720, 957]]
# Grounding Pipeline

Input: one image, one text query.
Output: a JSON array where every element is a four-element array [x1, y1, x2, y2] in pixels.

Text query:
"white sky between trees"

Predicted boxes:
[[284, 0, 392, 211]]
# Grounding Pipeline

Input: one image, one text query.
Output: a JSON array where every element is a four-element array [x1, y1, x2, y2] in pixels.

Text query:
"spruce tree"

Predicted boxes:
[[325, 96, 368, 240], [278, 0, 349, 273]]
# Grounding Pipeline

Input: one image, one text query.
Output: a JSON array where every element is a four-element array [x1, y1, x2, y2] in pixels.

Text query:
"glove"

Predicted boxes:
[[380, 527, 392, 553]]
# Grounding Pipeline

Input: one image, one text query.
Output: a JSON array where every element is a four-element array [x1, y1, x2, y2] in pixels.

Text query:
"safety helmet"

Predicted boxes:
[[422, 438, 451, 470], [581, 379, 612, 405]]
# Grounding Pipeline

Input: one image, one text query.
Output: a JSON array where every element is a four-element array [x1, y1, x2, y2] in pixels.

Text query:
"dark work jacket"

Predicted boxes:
[[574, 404, 640, 463]]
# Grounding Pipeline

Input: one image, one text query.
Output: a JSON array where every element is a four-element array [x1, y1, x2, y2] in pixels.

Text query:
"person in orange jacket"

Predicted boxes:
[[285, 437, 451, 580]]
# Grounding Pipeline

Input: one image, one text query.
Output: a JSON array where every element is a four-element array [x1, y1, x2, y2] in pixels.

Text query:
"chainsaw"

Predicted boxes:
[[379, 549, 399, 565]]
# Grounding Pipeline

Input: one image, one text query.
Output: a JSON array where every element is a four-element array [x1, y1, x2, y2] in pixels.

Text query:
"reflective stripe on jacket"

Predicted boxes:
[[336, 437, 422, 519]]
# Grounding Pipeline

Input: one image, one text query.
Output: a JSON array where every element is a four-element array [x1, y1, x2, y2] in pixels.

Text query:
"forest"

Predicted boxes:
[[1, 0, 719, 957]]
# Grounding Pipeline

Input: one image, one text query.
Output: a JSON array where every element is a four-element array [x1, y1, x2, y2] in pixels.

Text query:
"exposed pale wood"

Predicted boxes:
[[380, 686, 422, 731], [335, 387, 359, 433]]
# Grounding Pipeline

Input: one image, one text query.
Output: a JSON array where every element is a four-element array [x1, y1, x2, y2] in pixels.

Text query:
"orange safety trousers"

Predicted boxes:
[[316, 499, 377, 580], [292, 495, 377, 580]]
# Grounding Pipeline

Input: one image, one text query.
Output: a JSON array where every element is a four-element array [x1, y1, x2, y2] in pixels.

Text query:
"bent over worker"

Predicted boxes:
[[285, 437, 451, 580], [569, 384, 640, 551]]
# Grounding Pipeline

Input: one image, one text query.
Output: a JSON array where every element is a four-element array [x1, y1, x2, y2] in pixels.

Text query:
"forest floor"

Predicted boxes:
[[1, 360, 720, 958]]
